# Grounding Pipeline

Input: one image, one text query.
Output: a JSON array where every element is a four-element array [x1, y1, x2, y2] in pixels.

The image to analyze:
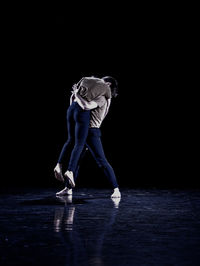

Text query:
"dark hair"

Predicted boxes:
[[102, 76, 119, 98]]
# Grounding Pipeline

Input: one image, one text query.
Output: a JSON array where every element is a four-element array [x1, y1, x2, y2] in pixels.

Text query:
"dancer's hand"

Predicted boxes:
[[72, 84, 79, 93]]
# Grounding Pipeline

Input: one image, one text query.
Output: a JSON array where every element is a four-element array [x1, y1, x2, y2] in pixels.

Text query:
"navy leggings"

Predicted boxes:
[[75, 128, 119, 189], [58, 102, 90, 172]]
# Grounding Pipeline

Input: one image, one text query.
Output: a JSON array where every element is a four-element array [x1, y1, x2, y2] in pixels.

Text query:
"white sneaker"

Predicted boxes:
[[54, 164, 64, 183], [64, 170, 75, 188], [56, 187, 73, 196], [111, 188, 121, 198]]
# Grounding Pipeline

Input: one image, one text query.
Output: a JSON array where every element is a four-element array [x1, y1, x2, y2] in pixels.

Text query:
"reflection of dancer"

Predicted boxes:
[[55, 76, 121, 198], [54, 196, 74, 232], [54, 201, 87, 266], [53, 196, 121, 266], [54, 76, 111, 189]]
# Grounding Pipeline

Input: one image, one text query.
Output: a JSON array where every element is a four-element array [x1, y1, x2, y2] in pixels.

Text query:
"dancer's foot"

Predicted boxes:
[[111, 188, 121, 198], [56, 187, 73, 196], [54, 164, 64, 183], [64, 170, 75, 188]]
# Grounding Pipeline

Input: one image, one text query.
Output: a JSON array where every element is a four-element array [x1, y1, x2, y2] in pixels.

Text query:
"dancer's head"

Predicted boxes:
[[102, 76, 118, 98]]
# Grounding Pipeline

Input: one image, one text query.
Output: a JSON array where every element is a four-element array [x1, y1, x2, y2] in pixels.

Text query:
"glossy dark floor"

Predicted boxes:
[[1, 188, 200, 266]]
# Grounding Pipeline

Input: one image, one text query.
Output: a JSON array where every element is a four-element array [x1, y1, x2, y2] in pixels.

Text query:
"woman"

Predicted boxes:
[[55, 76, 121, 198]]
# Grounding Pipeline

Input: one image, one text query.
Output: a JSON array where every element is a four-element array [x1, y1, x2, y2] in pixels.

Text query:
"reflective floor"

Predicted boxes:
[[1, 188, 200, 265]]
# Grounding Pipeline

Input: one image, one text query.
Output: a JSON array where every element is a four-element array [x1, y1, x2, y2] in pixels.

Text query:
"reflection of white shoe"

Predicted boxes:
[[56, 187, 73, 196], [111, 197, 121, 208], [56, 195, 73, 204], [64, 170, 75, 188], [111, 188, 121, 198], [54, 164, 64, 183]]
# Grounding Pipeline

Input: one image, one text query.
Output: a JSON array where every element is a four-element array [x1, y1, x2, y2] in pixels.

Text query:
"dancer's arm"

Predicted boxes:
[[71, 83, 106, 110], [70, 94, 74, 105], [70, 83, 78, 105], [104, 98, 111, 117], [75, 92, 98, 110], [70, 83, 98, 110]]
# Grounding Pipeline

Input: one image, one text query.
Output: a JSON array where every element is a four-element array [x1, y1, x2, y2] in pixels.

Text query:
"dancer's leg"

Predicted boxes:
[[54, 104, 75, 183], [74, 146, 88, 181], [57, 104, 75, 164], [86, 128, 120, 193], [65, 103, 90, 187], [67, 105, 90, 172]]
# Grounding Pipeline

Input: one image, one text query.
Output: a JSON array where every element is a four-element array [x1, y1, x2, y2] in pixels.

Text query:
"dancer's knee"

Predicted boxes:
[[65, 138, 74, 145], [96, 158, 109, 169]]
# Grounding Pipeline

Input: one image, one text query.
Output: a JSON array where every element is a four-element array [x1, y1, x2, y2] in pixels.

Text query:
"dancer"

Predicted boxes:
[[54, 76, 111, 190], [55, 76, 121, 198]]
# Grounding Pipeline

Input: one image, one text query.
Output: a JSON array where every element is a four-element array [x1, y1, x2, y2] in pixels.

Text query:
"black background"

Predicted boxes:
[[2, 10, 197, 189]]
